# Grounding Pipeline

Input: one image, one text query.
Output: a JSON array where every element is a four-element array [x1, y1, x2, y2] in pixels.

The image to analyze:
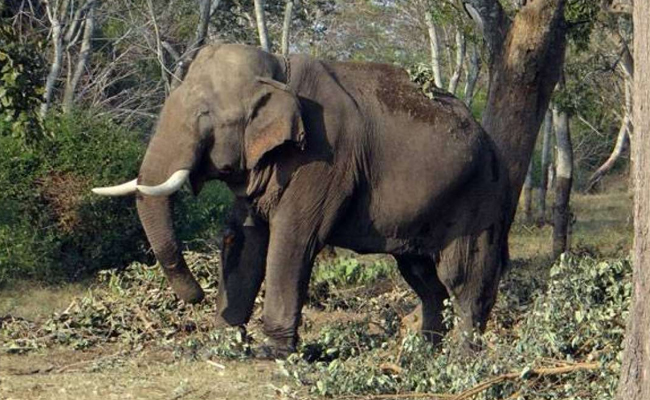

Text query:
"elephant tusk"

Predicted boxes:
[[136, 169, 190, 197], [92, 179, 138, 196]]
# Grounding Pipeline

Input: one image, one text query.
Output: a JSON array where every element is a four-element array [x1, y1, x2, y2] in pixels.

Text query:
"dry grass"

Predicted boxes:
[[0, 282, 88, 322]]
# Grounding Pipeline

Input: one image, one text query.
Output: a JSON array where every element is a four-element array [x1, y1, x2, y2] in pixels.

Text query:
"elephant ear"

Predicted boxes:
[[244, 77, 306, 170]]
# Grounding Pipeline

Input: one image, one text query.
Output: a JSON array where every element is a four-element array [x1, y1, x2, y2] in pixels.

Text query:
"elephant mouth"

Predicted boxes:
[[217, 166, 235, 176], [215, 167, 246, 183]]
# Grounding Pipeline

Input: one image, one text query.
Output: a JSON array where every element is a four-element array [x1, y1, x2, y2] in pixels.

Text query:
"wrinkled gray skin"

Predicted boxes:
[[134, 43, 509, 356]]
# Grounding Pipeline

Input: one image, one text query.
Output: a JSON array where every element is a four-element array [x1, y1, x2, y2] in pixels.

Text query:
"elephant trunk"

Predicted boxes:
[[137, 195, 204, 303], [135, 115, 205, 304]]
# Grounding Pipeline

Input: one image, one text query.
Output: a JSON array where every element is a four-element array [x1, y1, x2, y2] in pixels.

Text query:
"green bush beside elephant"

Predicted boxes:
[[94, 43, 510, 356]]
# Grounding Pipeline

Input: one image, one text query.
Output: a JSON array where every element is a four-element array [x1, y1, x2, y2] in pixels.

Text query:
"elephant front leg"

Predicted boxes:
[[216, 200, 269, 328], [261, 222, 320, 357]]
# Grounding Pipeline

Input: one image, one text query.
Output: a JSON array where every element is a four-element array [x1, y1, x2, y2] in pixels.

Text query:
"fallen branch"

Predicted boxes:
[[55, 350, 123, 373], [453, 362, 600, 400], [340, 361, 600, 400]]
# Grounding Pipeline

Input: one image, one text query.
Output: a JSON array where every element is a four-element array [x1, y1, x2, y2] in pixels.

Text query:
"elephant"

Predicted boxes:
[[93, 43, 510, 356]]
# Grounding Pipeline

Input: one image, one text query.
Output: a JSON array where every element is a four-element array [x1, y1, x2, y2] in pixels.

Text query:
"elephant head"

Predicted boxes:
[[92, 44, 305, 304]]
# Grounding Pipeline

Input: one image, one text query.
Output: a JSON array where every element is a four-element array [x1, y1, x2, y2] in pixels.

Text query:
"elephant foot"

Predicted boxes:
[[400, 303, 446, 346], [254, 340, 296, 360]]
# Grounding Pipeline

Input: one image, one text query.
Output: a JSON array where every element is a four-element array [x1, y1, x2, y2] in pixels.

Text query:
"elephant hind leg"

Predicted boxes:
[[395, 254, 449, 344]]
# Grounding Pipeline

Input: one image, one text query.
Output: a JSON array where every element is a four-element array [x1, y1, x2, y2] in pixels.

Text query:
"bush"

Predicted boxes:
[[283, 255, 631, 399], [0, 111, 232, 285]]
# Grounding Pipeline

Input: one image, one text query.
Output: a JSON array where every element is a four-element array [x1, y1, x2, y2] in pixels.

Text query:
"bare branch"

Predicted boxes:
[[145, 0, 171, 94]]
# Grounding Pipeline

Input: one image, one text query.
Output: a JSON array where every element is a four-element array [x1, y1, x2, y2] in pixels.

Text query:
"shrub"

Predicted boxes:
[[0, 111, 232, 285], [283, 255, 631, 399]]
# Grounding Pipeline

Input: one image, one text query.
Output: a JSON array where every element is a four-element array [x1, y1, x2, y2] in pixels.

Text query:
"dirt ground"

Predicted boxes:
[[0, 183, 633, 400], [1, 345, 290, 400]]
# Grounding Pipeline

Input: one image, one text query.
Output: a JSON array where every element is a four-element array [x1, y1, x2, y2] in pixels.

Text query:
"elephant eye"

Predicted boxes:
[[223, 234, 236, 247]]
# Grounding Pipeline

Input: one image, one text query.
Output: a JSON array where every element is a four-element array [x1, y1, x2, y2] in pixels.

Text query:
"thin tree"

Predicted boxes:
[[41, 0, 96, 116], [447, 29, 466, 95], [254, 0, 271, 51], [424, 11, 443, 88], [552, 98, 573, 258], [62, 0, 96, 113], [281, 0, 295, 56], [522, 160, 534, 224], [537, 107, 553, 225], [463, 42, 481, 107], [616, 0, 650, 398]]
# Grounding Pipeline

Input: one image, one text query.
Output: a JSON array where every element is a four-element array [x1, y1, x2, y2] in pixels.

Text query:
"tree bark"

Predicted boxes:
[[253, 0, 270, 52], [616, 1, 650, 398], [448, 29, 466, 95], [537, 107, 553, 225], [281, 0, 294, 56], [62, 1, 95, 113], [552, 104, 573, 258], [424, 11, 443, 88], [523, 159, 534, 224], [463, 0, 568, 224], [463, 42, 481, 107]]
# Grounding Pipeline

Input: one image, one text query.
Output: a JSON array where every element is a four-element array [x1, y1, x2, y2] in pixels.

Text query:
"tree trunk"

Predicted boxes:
[[62, 1, 95, 113], [552, 104, 573, 258], [463, 42, 481, 107], [616, 1, 650, 398], [40, 1, 65, 117], [281, 0, 294, 56], [448, 29, 466, 95], [253, 0, 270, 52], [537, 107, 553, 225], [424, 12, 443, 88], [523, 159, 534, 224], [464, 0, 568, 225]]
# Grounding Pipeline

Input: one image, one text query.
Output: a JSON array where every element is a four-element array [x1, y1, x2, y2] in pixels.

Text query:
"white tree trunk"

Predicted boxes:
[[62, 1, 95, 113], [463, 42, 481, 107], [553, 105, 573, 258], [522, 159, 534, 224], [424, 12, 443, 88], [281, 0, 294, 56], [537, 107, 553, 225], [448, 29, 466, 95], [253, 0, 270, 52], [41, 1, 66, 117]]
